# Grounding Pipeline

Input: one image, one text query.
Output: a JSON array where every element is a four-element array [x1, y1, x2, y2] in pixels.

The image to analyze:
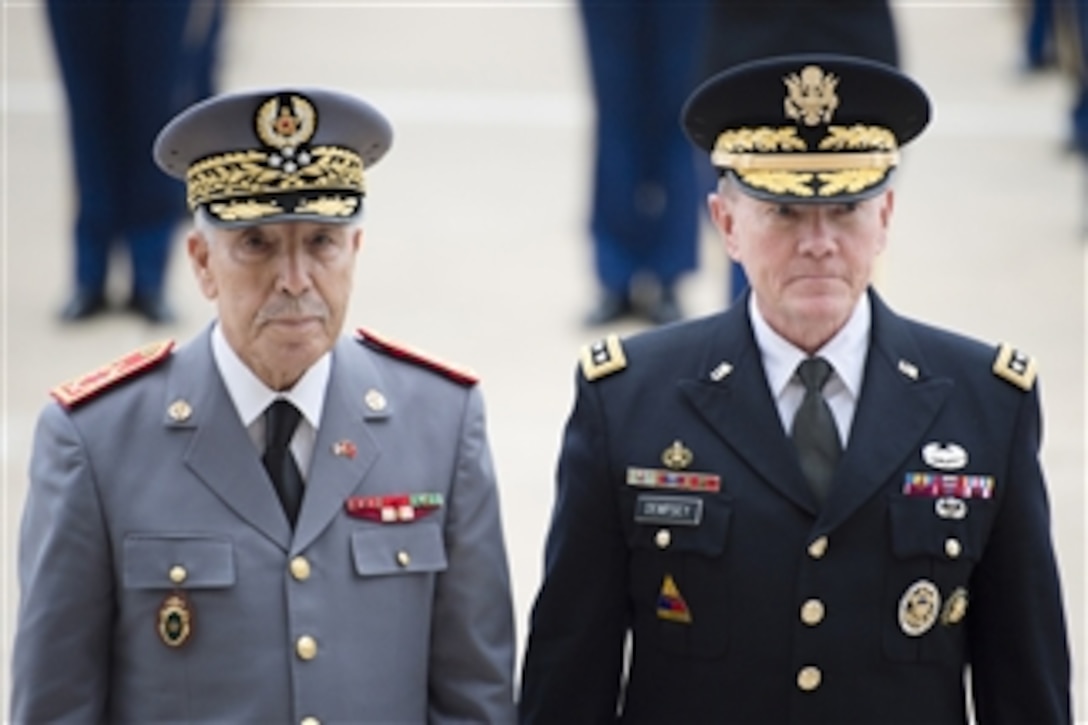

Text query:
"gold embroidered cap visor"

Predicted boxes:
[[681, 53, 930, 203], [153, 88, 393, 227]]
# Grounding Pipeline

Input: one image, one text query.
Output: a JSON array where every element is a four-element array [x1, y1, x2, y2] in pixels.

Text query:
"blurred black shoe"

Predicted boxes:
[[644, 288, 682, 326], [585, 290, 632, 326], [59, 290, 107, 322], [128, 293, 176, 325]]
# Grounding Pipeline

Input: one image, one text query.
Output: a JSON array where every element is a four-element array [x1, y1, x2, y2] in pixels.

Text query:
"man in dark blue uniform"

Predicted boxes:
[[578, 0, 703, 326], [519, 54, 1071, 723], [46, 0, 223, 323]]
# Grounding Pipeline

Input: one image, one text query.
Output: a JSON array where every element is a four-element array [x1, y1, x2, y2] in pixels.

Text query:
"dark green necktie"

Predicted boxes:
[[262, 399, 304, 526], [791, 357, 841, 502]]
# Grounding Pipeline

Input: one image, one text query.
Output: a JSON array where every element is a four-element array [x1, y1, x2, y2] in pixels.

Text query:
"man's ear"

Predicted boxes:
[[187, 231, 217, 299], [709, 192, 742, 262]]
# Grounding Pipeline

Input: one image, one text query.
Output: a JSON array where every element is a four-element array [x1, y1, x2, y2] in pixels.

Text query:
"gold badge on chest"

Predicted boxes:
[[158, 592, 193, 648]]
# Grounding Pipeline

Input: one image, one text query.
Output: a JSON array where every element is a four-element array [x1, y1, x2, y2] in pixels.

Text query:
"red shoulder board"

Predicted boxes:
[[51, 340, 175, 409], [356, 327, 478, 386]]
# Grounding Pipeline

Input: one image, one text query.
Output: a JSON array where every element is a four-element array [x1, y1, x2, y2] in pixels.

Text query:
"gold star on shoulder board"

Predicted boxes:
[[992, 343, 1037, 391], [580, 334, 627, 381]]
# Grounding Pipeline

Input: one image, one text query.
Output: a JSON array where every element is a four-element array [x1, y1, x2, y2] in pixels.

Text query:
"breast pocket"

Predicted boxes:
[[883, 495, 991, 663], [625, 493, 733, 658], [351, 522, 448, 577], [122, 534, 235, 590]]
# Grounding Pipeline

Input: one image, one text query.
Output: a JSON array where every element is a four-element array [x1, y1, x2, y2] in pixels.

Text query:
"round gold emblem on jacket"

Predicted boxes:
[[168, 565, 188, 584], [898, 579, 941, 637], [807, 536, 828, 559], [167, 399, 192, 422], [940, 587, 969, 625], [797, 665, 822, 691]]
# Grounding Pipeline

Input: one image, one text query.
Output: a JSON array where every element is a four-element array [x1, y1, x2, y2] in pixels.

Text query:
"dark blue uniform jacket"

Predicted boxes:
[[520, 290, 1070, 724]]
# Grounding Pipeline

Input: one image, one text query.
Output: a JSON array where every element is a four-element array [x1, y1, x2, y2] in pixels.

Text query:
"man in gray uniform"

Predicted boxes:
[[12, 88, 516, 724]]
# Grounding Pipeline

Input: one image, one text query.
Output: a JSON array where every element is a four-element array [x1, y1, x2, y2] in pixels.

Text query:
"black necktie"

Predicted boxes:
[[791, 357, 841, 502], [262, 400, 304, 526]]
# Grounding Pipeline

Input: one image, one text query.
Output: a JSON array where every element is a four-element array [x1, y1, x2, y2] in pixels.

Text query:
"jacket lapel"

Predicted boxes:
[[678, 305, 820, 516], [291, 336, 381, 553], [170, 328, 293, 551], [818, 292, 953, 532]]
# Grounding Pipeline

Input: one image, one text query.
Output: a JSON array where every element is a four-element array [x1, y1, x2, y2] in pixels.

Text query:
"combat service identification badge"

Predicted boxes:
[[158, 592, 193, 648], [657, 574, 692, 624], [898, 579, 940, 637]]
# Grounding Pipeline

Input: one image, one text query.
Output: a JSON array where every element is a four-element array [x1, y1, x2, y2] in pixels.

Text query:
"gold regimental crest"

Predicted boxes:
[[898, 579, 941, 637], [158, 592, 193, 648], [255, 94, 318, 150], [940, 587, 969, 625], [580, 335, 627, 382], [784, 65, 839, 126], [661, 440, 693, 470], [992, 343, 1037, 391]]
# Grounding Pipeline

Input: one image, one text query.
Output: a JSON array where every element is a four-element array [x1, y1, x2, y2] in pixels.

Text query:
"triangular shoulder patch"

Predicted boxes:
[[992, 342, 1037, 391], [356, 327, 478, 386], [51, 340, 175, 409], [580, 334, 627, 381]]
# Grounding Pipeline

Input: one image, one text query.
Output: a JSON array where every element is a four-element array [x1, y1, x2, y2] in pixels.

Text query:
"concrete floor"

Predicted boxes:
[[2, 1, 1085, 719]]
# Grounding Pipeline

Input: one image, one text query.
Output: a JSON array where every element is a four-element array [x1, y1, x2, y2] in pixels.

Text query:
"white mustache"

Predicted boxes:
[[256, 294, 329, 325]]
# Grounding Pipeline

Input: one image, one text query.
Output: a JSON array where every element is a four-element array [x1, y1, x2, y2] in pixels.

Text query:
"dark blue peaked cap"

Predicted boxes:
[[682, 54, 931, 203]]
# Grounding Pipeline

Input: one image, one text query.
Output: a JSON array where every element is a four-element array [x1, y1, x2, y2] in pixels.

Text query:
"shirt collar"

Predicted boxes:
[[749, 290, 871, 398], [211, 323, 330, 429]]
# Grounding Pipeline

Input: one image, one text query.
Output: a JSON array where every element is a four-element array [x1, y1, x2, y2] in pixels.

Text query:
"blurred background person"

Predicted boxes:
[[578, 0, 704, 327], [697, 0, 900, 302], [45, 0, 224, 324], [1022, 0, 1057, 72]]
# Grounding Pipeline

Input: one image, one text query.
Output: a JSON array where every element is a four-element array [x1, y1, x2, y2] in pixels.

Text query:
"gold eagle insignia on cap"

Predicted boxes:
[[992, 343, 1037, 391], [580, 334, 627, 381], [784, 65, 839, 126]]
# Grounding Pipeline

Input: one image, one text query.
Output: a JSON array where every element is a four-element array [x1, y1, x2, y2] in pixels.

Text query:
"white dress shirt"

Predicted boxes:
[[749, 291, 871, 448], [210, 323, 330, 479]]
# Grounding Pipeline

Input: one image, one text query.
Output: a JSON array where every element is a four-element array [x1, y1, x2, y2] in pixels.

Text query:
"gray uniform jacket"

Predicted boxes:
[[12, 326, 516, 724]]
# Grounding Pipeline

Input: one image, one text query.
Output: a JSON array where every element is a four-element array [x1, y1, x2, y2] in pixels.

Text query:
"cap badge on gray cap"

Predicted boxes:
[[186, 92, 365, 223]]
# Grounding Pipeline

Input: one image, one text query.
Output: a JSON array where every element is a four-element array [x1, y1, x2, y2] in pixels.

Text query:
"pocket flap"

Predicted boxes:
[[352, 523, 448, 576], [123, 535, 235, 589], [628, 495, 733, 556], [888, 497, 985, 561]]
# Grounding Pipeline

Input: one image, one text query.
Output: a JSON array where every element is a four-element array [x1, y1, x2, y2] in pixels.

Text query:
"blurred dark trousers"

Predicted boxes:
[[46, 0, 217, 298], [580, 0, 702, 295]]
